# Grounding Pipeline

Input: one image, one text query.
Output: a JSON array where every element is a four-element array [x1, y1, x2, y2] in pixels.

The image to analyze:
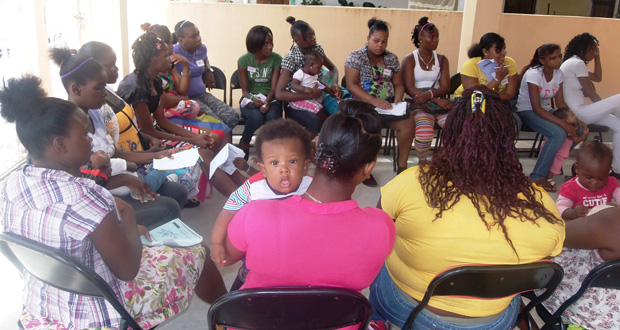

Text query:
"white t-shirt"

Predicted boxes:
[[292, 69, 325, 92], [560, 55, 590, 109], [516, 66, 563, 112]]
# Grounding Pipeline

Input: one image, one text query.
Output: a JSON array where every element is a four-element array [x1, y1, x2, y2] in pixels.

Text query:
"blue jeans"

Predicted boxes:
[[240, 101, 283, 143], [138, 171, 166, 193], [518, 110, 567, 181], [369, 265, 520, 330]]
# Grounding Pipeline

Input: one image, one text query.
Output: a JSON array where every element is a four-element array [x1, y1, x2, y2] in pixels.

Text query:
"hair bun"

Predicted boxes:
[[0, 74, 46, 123], [417, 16, 429, 26], [316, 143, 340, 174], [286, 16, 296, 25]]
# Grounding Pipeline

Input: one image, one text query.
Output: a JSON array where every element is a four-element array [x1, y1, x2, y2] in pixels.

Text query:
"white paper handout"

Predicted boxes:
[[209, 143, 246, 178], [240, 93, 266, 108], [375, 102, 407, 116], [141, 218, 203, 247], [152, 148, 200, 170]]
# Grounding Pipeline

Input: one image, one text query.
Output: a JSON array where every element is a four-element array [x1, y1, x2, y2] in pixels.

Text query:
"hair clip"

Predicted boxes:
[[471, 90, 486, 114], [156, 43, 161, 50]]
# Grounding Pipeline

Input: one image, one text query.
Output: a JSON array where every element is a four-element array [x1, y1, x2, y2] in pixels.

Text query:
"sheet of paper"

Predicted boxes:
[[152, 148, 200, 170], [240, 93, 266, 107], [375, 102, 407, 116], [209, 143, 246, 178], [141, 218, 203, 247], [477, 59, 508, 85]]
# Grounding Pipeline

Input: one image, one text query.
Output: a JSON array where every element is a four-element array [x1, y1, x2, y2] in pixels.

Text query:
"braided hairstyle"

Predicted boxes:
[[315, 99, 382, 182], [411, 16, 436, 48], [418, 85, 562, 256], [0, 75, 79, 159], [49, 48, 104, 89], [255, 119, 312, 163], [526, 43, 561, 70], [131, 32, 168, 73], [564, 32, 598, 62]]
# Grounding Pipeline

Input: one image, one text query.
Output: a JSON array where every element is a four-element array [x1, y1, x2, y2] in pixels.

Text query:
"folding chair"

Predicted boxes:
[[208, 286, 372, 330], [541, 258, 620, 330], [401, 261, 564, 330], [0, 232, 144, 330]]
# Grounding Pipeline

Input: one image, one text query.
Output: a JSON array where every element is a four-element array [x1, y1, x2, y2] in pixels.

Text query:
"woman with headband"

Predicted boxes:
[[371, 86, 564, 330], [401, 17, 453, 162]]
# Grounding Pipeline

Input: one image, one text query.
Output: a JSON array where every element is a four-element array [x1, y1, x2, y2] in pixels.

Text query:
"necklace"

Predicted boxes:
[[304, 192, 322, 203], [418, 51, 433, 70]]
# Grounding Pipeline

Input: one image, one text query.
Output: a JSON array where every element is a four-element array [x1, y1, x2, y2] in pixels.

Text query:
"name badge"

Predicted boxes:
[[383, 69, 392, 76], [431, 65, 440, 72], [196, 59, 205, 67], [247, 66, 257, 73]]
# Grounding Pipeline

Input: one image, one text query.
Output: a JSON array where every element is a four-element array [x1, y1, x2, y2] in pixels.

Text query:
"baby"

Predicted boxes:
[[289, 50, 334, 117], [556, 140, 620, 220], [210, 119, 313, 290], [541, 108, 589, 185]]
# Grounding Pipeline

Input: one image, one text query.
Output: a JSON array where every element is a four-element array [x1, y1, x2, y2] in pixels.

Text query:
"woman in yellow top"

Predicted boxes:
[[454, 33, 518, 101], [370, 86, 565, 330]]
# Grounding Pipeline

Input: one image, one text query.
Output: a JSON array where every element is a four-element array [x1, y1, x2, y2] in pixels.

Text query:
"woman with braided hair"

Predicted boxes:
[[560, 32, 620, 178], [371, 85, 565, 330], [221, 100, 395, 329]]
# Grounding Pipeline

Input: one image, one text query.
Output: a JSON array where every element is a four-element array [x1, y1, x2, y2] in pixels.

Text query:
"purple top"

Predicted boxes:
[[173, 43, 208, 98]]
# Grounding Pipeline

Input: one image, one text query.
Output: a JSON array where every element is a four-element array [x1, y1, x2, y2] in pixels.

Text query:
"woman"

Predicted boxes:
[[371, 86, 565, 330], [0, 75, 226, 329], [345, 18, 415, 174], [275, 16, 342, 139], [236, 25, 282, 157], [560, 32, 620, 178], [222, 100, 395, 330], [515, 44, 577, 192], [50, 48, 187, 227], [144, 23, 232, 141], [401, 17, 452, 162], [117, 32, 245, 197], [172, 20, 240, 131], [455, 33, 518, 102], [542, 205, 620, 330]]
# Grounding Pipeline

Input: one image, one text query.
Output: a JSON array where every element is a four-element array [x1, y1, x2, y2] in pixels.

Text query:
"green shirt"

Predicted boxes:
[[237, 52, 282, 96]]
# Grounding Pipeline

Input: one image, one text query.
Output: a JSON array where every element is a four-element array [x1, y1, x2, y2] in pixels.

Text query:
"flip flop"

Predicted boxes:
[[533, 179, 556, 192]]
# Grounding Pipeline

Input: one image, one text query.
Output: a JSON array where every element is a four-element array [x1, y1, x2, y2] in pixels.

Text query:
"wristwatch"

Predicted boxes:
[[206, 66, 214, 73]]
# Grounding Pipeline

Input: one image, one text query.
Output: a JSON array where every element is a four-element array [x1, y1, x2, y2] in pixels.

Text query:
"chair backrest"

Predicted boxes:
[[402, 261, 564, 330], [541, 258, 620, 330], [341, 75, 347, 89], [0, 232, 143, 330], [202, 65, 227, 104], [448, 72, 461, 96], [229, 69, 240, 107], [208, 286, 372, 330]]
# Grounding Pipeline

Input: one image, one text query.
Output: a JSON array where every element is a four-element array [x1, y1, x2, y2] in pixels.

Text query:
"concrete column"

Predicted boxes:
[[22, 0, 51, 93], [456, 0, 504, 70], [119, 0, 130, 78]]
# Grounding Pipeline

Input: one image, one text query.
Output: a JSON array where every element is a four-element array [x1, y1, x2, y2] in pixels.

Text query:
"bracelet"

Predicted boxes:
[[250, 95, 255, 100], [494, 77, 500, 83], [429, 90, 434, 98]]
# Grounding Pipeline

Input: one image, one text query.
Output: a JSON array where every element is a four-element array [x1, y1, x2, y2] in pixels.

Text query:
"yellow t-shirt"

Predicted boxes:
[[454, 56, 518, 97], [115, 103, 143, 152], [380, 166, 565, 317]]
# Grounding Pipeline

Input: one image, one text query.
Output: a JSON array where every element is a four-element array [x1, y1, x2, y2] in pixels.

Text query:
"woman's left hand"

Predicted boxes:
[[331, 83, 342, 99], [137, 225, 152, 242], [144, 135, 164, 151], [413, 91, 433, 104], [435, 98, 453, 110], [205, 71, 216, 90]]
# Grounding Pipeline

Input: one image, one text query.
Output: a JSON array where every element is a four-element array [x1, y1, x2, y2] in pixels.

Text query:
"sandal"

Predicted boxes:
[[533, 179, 556, 192], [184, 198, 201, 208]]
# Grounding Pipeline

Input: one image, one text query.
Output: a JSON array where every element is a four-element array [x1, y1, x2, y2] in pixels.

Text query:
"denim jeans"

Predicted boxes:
[[518, 110, 567, 181], [240, 101, 283, 143], [369, 265, 520, 330]]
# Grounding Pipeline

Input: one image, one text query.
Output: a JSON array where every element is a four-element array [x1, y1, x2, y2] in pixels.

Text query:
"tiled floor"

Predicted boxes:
[[0, 131, 606, 329]]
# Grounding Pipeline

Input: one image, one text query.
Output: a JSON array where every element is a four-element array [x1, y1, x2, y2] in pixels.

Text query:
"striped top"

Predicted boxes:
[[0, 165, 122, 328]]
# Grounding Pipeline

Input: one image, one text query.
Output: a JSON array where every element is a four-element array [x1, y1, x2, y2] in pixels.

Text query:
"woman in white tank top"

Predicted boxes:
[[401, 17, 452, 161]]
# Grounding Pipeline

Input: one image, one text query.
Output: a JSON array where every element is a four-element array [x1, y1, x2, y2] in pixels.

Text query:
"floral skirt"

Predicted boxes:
[[20, 244, 205, 330]]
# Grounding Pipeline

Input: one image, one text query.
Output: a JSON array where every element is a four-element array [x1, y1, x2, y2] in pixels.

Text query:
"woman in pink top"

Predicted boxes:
[[222, 100, 395, 293]]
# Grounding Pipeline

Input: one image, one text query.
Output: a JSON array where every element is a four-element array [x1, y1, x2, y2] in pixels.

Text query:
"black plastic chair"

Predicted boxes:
[[541, 258, 620, 330], [202, 65, 226, 104], [401, 261, 564, 330], [208, 286, 372, 330], [0, 232, 144, 330], [229, 69, 240, 108], [448, 72, 461, 97]]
